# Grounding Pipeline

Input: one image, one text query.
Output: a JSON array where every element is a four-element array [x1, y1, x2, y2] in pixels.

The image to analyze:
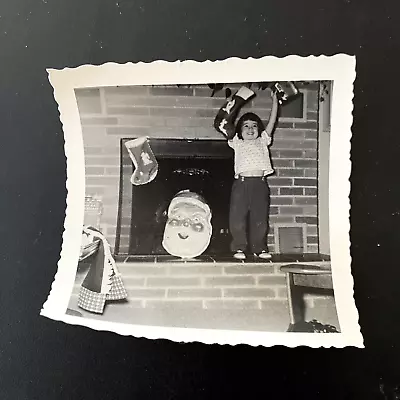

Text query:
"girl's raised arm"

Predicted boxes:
[[265, 91, 279, 136]]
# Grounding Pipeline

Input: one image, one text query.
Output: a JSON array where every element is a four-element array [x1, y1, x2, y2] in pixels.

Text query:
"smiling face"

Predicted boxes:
[[241, 120, 260, 140], [162, 198, 212, 259]]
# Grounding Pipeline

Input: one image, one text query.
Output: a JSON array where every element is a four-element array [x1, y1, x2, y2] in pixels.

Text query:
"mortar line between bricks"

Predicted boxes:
[[162, 273, 223, 278], [165, 297, 223, 300], [81, 124, 126, 127], [163, 295, 278, 300], [101, 302, 145, 310], [79, 112, 109, 118], [222, 297, 278, 300], [144, 298, 208, 303], [195, 284, 259, 289], [273, 167, 310, 170]]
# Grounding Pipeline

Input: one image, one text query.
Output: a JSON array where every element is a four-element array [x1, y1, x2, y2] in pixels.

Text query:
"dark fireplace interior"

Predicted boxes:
[[115, 138, 330, 263], [125, 139, 234, 257]]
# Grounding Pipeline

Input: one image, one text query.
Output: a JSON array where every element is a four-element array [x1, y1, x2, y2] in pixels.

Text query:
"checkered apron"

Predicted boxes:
[[78, 228, 128, 314]]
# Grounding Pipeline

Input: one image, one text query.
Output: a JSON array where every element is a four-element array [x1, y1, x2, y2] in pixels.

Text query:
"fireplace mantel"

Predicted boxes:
[[143, 138, 232, 159]]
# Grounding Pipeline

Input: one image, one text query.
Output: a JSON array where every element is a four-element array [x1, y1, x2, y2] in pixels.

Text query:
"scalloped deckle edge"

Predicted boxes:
[[41, 55, 363, 348]]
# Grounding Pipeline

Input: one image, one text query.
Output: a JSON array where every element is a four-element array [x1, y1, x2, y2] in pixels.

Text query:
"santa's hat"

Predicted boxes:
[[168, 190, 211, 219]]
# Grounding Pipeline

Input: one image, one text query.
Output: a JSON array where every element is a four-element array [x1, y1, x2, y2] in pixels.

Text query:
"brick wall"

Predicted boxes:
[[70, 260, 338, 329], [77, 82, 320, 254], [117, 262, 285, 310]]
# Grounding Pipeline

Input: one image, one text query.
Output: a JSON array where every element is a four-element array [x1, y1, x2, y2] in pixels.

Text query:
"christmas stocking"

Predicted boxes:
[[125, 137, 158, 186], [213, 86, 255, 139], [272, 81, 299, 104]]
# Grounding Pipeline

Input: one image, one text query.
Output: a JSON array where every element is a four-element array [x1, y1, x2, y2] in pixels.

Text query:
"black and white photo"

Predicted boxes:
[[41, 56, 362, 347]]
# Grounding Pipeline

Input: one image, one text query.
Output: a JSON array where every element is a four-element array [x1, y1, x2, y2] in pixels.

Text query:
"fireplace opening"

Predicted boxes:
[[120, 139, 235, 256]]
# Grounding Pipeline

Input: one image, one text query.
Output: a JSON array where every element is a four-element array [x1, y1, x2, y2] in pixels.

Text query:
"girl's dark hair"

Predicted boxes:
[[235, 112, 265, 140]]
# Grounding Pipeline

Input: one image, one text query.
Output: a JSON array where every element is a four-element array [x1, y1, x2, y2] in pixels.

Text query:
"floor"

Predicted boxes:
[[67, 297, 292, 332]]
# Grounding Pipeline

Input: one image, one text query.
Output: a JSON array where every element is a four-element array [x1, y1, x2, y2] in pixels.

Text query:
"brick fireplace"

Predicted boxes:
[[77, 81, 323, 256], [70, 82, 338, 329]]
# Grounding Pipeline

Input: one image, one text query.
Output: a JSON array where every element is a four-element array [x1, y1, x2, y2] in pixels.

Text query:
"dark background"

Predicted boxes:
[[1, 1, 400, 398]]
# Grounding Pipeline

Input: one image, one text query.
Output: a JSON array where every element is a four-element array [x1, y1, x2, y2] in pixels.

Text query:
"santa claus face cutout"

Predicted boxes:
[[162, 191, 212, 259]]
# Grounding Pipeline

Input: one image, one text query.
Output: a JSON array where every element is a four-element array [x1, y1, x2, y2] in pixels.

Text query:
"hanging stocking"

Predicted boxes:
[[125, 137, 158, 186], [272, 81, 299, 104], [213, 86, 255, 139]]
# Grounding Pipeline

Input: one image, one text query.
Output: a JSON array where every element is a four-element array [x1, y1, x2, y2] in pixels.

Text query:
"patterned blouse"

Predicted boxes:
[[228, 131, 274, 178]]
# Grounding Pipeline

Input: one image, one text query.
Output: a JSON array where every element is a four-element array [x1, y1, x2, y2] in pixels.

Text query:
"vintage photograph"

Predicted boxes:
[[42, 56, 362, 347]]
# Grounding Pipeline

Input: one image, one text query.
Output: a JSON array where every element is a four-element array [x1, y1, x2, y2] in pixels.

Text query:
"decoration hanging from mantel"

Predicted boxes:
[[173, 81, 331, 101], [125, 136, 158, 186], [172, 168, 210, 177]]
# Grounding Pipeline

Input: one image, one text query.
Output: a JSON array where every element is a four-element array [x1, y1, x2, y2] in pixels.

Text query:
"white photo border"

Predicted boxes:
[[41, 55, 363, 348]]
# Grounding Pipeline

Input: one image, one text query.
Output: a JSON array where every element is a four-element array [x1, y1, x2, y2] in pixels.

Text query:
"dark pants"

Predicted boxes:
[[229, 177, 270, 253]]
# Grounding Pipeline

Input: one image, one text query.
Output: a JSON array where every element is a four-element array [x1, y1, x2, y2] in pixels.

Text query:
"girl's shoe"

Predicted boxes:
[[233, 250, 246, 260], [255, 251, 272, 260]]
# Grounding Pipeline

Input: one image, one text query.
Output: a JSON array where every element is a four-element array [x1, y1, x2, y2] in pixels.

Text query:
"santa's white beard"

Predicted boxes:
[[162, 225, 211, 259]]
